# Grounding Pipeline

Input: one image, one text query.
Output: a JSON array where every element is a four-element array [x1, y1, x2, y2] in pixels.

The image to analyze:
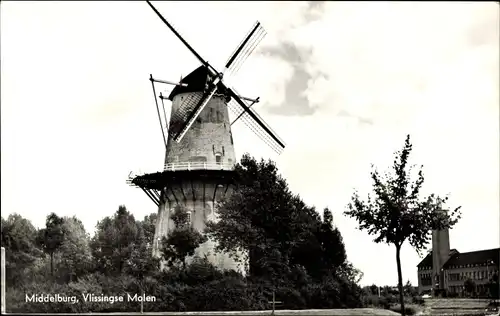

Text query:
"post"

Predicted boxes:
[[272, 291, 275, 315], [268, 290, 282, 315], [271, 291, 276, 315], [487, 262, 490, 298], [140, 289, 144, 314], [2, 247, 6, 314]]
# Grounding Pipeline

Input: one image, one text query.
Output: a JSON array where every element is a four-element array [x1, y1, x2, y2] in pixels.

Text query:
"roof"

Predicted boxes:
[[417, 253, 432, 268], [168, 66, 209, 101], [417, 249, 458, 268], [442, 248, 500, 269], [167, 66, 229, 101]]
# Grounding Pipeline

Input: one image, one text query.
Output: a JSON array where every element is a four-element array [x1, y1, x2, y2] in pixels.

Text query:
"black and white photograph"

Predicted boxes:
[[1, 1, 499, 315]]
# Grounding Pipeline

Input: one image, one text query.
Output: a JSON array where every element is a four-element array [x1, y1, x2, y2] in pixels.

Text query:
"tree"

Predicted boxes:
[[464, 278, 476, 297], [1, 214, 43, 285], [206, 155, 314, 282], [336, 262, 364, 285], [90, 205, 140, 275], [141, 213, 157, 245], [37, 213, 65, 277], [319, 208, 348, 274], [290, 207, 348, 281], [160, 205, 207, 269], [206, 154, 361, 295], [488, 272, 499, 298], [344, 135, 461, 316], [126, 226, 160, 278], [368, 284, 379, 296], [124, 214, 161, 279], [59, 216, 93, 281], [404, 280, 418, 297]]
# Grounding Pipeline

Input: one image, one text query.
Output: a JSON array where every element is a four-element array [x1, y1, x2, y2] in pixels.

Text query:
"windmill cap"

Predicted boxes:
[[168, 65, 225, 101]]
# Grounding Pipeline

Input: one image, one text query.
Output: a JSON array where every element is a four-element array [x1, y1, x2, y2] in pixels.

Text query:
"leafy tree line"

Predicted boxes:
[[1, 155, 364, 313]]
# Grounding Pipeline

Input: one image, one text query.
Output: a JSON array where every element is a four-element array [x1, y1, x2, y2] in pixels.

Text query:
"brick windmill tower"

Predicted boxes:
[[128, 1, 286, 273]]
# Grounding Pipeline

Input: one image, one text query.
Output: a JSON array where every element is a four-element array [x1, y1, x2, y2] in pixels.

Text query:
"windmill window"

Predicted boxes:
[[209, 108, 215, 122], [186, 211, 192, 224], [216, 110, 223, 123]]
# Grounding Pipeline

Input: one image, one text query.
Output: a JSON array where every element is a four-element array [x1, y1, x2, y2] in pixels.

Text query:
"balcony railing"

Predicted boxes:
[[164, 162, 234, 171]]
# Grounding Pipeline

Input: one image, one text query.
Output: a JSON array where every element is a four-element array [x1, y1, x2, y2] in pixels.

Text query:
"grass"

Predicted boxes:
[[389, 304, 419, 315]]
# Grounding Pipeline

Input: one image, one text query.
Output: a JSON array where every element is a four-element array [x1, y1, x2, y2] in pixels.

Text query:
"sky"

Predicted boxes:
[[1, 1, 499, 287]]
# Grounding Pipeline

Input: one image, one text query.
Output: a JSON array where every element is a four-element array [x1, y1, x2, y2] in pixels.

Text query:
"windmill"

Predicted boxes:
[[127, 1, 285, 273]]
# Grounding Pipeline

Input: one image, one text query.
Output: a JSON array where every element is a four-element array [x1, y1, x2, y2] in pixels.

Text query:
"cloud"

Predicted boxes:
[[304, 1, 327, 23], [244, 1, 331, 117], [259, 42, 324, 116], [253, 1, 499, 285]]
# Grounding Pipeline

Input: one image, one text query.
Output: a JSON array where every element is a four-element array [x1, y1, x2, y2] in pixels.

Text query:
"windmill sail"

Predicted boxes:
[[227, 101, 284, 154], [224, 22, 267, 77], [227, 88, 285, 154], [146, 1, 218, 77], [172, 78, 221, 142], [146, 1, 285, 153], [169, 93, 204, 137]]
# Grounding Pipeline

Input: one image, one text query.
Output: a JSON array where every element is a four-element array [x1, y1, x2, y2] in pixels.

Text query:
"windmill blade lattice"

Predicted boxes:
[[227, 86, 285, 154], [227, 100, 284, 154], [169, 92, 204, 136], [224, 22, 267, 78], [145, 1, 286, 154], [172, 21, 267, 143]]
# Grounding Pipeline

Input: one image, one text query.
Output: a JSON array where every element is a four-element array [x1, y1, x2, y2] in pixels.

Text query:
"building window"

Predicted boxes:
[[215, 154, 222, 164], [186, 211, 192, 224], [449, 273, 460, 281]]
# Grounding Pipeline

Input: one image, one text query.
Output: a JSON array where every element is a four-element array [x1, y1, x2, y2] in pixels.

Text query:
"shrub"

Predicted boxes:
[[448, 291, 459, 298], [412, 295, 425, 305], [7, 281, 75, 313], [390, 304, 417, 315]]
